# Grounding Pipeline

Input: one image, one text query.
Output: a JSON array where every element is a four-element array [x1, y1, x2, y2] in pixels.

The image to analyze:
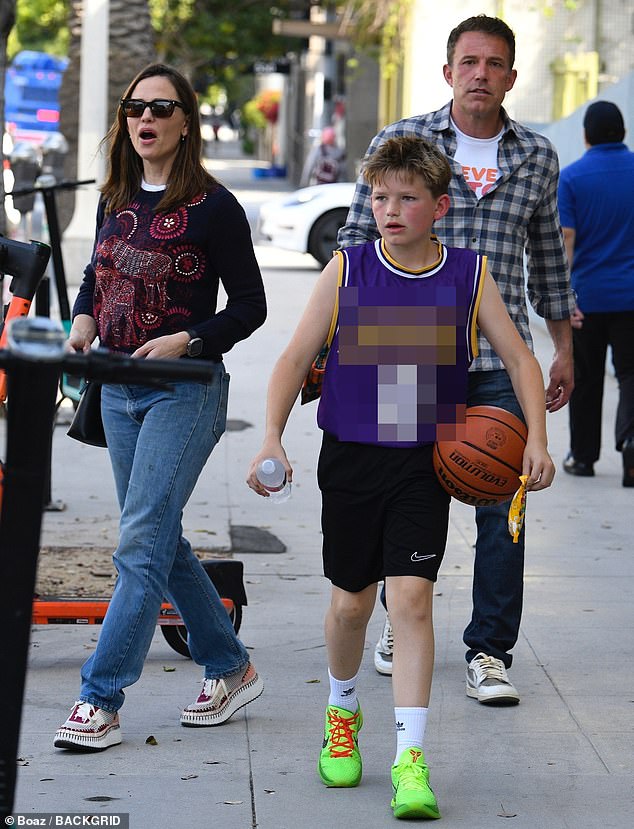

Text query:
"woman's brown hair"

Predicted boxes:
[[100, 63, 217, 214]]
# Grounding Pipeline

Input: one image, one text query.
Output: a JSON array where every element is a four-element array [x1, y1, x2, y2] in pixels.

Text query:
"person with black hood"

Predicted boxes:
[[558, 101, 634, 487]]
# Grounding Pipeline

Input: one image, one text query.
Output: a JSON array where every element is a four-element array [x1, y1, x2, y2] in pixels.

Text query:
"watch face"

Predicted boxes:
[[187, 337, 203, 357]]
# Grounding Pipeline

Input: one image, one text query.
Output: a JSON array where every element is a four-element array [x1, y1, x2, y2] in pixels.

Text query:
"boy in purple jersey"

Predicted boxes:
[[247, 137, 554, 819]]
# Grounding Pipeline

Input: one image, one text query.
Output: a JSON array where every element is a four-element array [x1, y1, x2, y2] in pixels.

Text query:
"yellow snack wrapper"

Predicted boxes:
[[508, 475, 529, 543]]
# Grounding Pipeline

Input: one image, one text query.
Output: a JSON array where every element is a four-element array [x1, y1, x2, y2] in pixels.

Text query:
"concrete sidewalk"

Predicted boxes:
[[11, 141, 633, 828]]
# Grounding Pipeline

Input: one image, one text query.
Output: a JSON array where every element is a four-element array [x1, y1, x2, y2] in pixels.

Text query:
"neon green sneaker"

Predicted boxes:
[[391, 747, 440, 820], [318, 704, 363, 787]]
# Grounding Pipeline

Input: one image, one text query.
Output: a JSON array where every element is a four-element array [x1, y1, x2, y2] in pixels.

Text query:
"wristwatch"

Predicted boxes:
[[185, 335, 203, 357]]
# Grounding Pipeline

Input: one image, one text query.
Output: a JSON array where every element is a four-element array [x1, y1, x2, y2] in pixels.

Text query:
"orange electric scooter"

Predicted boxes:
[[31, 559, 246, 657]]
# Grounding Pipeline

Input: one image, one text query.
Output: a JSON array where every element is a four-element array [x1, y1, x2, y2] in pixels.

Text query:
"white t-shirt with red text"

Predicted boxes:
[[451, 118, 503, 199]]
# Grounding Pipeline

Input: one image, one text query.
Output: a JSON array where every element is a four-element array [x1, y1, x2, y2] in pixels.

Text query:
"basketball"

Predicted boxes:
[[433, 406, 527, 506]]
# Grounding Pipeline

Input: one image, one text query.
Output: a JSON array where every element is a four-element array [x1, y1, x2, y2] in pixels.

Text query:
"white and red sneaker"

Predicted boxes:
[[54, 701, 121, 751], [181, 663, 264, 727]]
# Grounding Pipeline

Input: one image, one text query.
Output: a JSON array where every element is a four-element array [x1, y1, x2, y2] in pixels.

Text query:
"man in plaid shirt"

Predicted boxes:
[[339, 14, 576, 705]]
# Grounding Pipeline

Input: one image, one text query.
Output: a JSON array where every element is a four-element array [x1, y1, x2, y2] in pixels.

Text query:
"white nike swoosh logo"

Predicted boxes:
[[410, 552, 437, 562]]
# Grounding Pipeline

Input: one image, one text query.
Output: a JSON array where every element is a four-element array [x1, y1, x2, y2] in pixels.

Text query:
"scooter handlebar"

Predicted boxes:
[[0, 347, 217, 386], [9, 178, 97, 198], [63, 349, 217, 385]]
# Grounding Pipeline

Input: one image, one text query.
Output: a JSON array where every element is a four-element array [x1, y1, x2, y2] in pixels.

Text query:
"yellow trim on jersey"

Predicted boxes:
[[470, 254, 488, 359], [379, 237, 443, 274], [327, 251, 345, 347]]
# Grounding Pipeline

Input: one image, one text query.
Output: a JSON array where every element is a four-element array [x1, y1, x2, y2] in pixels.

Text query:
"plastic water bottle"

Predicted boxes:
[[256, 458, 291, 503]]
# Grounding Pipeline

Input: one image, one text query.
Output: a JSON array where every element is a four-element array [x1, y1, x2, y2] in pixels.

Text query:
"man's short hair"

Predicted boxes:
[[363, 137, 451, 198], [447, 14, 516, 68], [583, 101, 625, 145]]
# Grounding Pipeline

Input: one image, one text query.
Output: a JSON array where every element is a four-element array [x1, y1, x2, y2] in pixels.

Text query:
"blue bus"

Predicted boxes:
[[4, 51, 69, 142]]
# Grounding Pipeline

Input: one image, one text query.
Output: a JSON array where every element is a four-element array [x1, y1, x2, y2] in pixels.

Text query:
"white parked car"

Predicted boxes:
[[257, 181, 356, 267]]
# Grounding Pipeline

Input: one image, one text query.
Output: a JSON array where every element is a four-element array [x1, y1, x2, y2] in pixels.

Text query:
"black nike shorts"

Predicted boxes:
[[317, 432, 451, 592]]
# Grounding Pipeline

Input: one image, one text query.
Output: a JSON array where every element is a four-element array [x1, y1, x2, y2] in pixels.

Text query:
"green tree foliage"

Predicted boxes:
[[150, 0, 304, 95], [8, 0, 308, 109], [8, 0, 68, 57], [10, 0, 305, 81]]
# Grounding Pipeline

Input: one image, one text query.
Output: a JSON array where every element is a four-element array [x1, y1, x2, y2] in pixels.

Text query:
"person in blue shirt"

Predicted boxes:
[[558, 101, 634, 486]]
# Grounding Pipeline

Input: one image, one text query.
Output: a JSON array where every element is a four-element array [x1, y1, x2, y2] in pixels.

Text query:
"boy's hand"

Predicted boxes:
[[521, 440, 555, 491], [247, 443, 293, 497]]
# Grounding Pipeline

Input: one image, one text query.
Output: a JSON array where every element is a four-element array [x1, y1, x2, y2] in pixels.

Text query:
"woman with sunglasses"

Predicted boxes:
[[55, 64, 266, 751]]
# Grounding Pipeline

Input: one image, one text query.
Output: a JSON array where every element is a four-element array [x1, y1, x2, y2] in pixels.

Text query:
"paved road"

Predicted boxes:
[[8, 141, 633, 828]]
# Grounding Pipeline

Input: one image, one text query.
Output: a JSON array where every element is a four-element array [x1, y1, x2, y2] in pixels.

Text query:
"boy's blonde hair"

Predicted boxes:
[[363, 136, 451, 199]]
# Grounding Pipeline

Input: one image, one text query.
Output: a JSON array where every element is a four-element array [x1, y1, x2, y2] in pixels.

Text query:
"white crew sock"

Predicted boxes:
[[328, 669, 359, 712], [394, 706, 428, 764]]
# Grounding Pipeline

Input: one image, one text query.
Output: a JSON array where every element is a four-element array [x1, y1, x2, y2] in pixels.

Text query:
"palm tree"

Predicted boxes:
[[108, 0, 156, 117], [57, 0, 156, 231]]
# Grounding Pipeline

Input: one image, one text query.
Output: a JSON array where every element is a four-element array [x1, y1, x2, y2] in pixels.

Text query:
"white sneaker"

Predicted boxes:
[[54, 701, 122, 751], [181, 662, 263, 726], [466, 653, 520, 705], [374, 614, 393, 675]]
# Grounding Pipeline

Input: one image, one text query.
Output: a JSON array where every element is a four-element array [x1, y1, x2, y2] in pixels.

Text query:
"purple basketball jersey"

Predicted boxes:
[[317, 239, 486, 446]]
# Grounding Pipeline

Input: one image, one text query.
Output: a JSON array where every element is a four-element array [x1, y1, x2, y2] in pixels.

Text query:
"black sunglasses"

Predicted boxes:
[[120, 98, 186, 118]]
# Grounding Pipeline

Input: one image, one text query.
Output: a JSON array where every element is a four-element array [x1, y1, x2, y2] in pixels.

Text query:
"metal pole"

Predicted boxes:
[[41, 186, 72, 323]]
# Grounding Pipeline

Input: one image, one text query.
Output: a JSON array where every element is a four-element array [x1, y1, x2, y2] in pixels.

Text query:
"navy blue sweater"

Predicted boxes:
[[73, 183, 266, 360]]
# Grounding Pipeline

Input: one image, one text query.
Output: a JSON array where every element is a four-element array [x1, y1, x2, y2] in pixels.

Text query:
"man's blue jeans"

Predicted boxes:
[[379, 370, 525, 669], [463, 370, 525, 669], [79, 369, 250, 712]]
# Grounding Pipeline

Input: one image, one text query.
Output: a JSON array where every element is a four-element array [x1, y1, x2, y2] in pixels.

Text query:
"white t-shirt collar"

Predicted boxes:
[[141, 178, 167, 192]]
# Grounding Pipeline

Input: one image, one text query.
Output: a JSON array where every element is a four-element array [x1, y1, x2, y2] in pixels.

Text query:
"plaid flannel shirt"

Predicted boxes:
[[338, 102, 576, 371]]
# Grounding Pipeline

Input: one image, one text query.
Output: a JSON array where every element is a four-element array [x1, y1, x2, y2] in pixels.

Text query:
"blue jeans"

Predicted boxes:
[[79, 368, 250, 712], [463, 370, 525, 669]]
